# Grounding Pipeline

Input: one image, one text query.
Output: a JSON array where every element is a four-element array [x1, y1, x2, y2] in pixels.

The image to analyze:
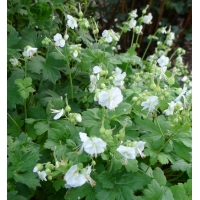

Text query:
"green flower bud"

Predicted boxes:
[[77, 163, 83, 169], [154, 86, 160, 92], [150, 83, 157, 90], [92, 160, 96, 166], [65, 105, 71, 112], [168, 76, 175, 85], [78, 11, 83, 18], [100, 83, 106, 89], [48, 175, 52, 181], [132, 97, 138, 101], [173, 118, 179, 123], [36, 163, 43, 171], [105, 129, 112, 136], [160, 96, 165, 101], [109, 76, 114, 81], [93, 29, 99, 35], [100, 126, 105, 134], [45, 168, 51, 175], [46, 163, 55, 170]]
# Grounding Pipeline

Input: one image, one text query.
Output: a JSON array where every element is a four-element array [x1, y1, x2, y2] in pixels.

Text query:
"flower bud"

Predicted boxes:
[[78, 11, 83, 18], [150, 83, 157, 90], [48, 175, 52, 181], [100, 83, 106, 89], [100, 126, 105, 134], [92, 160, 96, 166], [45, 168, 51, 175], [105, 129, 112, 136], [65, 105, 71, 112], [132, 97, 138, 101], [46, 163, 55, 170], [168, 76, 175, 85]]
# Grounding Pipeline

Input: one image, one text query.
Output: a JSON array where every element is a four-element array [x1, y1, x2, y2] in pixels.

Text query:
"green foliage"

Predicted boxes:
[[7, 1, 192, 199]]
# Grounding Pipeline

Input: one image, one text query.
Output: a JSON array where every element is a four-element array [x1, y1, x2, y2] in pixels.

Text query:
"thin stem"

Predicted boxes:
[[7, 113, 22, 131], [142, 38, 152, 60], [155, 117, 164, 137], [66, 59, 74, 100], [130, 31, 135, 47]]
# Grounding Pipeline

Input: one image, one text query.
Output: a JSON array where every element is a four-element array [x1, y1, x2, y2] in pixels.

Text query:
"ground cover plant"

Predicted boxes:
[[7, 0, 192, 199]]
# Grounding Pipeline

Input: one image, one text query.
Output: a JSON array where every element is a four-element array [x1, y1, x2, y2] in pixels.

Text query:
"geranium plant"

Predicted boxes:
[[7, 1, 192, 199]]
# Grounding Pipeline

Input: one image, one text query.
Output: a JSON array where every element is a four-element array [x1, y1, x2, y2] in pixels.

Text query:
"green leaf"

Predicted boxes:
[[27, 106, 47, 119], [173, 140, 191, 162], [65, 183, 95, 200], [15, 150, 40, 172], [34, 121, 50, 135], [7, 31, 21, 47], [117, 172, 151, 191], [125, 159, 138, 173], [157, 152, 170, 165], [171, 159, 191, 172], [170, 179, 192, 200], [153, 167, 166, 186], [53, 179, 65, 191], [139, 162, 153, 178], [80, 108, 102, 129], [14, 172, 41, 190], [97, 171, 115, 189], [96, 186, 134, 200], [7, 191, 27, 200], [7, 76, 23, 109], [27, 55, 45, 74], [143, 179, 164, 200], [108, 102, 132, 119]]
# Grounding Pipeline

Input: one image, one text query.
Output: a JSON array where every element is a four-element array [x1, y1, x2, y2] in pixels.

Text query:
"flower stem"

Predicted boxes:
[[155, 117, 164, 137], [66, 59, 74, 100]]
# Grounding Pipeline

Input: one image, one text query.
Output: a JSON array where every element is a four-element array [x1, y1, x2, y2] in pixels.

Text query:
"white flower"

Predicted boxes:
[[82, 166, 96, 187], [102, 30, 112, 43], [79, 132, 107, 158], [67, 14, 78, 29], [129, 9, 138, 18], [89, 75, 98, 93], [135, 25, 143, 34], [37, 171, 47, 181], [64, 165, 87, 188], [51, 108, 64, 120], [181, 76, 188, 82], [75, 114, 82, 122], [64, 34, 69, 41], [33, 166, 39, 173], [133, 141, 146, 158], [112, 67, 122, 76], [168, 32, 175, 40], [129, 18, 137, 29], [175, 85, 188, 106], [113, 72, 126, 88], [117, 145, 136, 164], [9, 58, 18, 66], [163, 101, 176, 116], [102, 29, 119, 43], [54, 33, 65, 47], [98, 87, 123, 110], [22, 46, 37, 58], [93, 66, 102, 74], [158, 66, 167, 80], [166, 40, 173, 46], [141, 96, 159, 114], [157, 55, 169, 67], [55, 161, 60, 168], [143, 13, 153, 24], [69, 44, 81, 58]]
